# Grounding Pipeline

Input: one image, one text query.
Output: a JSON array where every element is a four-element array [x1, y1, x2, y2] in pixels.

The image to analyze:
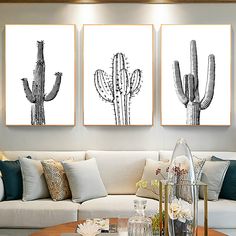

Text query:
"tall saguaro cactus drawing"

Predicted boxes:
[[21, 41, 62, 125], [173, 40, 215, 125], [94, 53, 142, 125]]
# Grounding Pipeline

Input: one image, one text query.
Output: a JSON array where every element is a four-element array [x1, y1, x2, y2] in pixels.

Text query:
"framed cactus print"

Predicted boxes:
[[5, 25, 75, 126], [83, 25, 153, 126], [161, 25, 231, 126]]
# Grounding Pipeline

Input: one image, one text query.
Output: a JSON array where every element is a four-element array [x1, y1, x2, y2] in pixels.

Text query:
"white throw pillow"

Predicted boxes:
[[62, 158, 107, 203], [0, 177, 4, 201], [20, 158, 50, 201], [200, 160, 230, 201], [136, 159, 169, 200]]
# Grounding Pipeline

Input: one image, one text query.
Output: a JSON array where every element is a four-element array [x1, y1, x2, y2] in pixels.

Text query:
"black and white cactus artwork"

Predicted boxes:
[[173, 40, 216, 125], [94, 53, 142, 125], [5, 25, 75, 126], [83, 25, 153, 126], [161, 25, 231, 126]]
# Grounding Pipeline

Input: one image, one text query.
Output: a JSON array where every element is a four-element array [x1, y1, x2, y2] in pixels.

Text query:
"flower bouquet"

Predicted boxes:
[[168, 197, 194, 236]]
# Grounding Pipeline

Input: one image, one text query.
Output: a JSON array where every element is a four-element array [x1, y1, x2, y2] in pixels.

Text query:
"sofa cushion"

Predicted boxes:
[[78, 195, 158, 220], [20, 158, 50, 201], [3, 151, 86, 161], [159, 151, 236, 162], [86, 151, 159, 194], [0, 160, 23, 200], [198, 199, 236, 228], [0, 199, 79, 228], [63, 158, 107, 203], [41, 159, 72, 201]]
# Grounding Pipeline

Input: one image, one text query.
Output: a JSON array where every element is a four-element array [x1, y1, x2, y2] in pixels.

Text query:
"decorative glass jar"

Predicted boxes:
[[167, 138, 198, 236], [128, 199, 153, 236]]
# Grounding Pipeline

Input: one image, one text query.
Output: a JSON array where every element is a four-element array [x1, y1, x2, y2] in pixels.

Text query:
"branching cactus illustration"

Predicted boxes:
[[21, 41, 62, 125], [94, 53, 142, 125], [173, 40, 215, 125]]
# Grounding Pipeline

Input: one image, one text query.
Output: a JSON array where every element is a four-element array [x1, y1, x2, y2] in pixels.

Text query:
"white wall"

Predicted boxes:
[[0, 3, 235, 151]]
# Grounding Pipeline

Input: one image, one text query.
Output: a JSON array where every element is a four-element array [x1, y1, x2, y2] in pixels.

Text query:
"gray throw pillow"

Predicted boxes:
[[0, 177, 4, 201], [20, 158, 50, 201], [62, 158, 107, 203], [200, 160, 230, 201]]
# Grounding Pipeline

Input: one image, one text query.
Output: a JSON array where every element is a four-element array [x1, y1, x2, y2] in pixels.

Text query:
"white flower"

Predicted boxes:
[[77, 222, 101, 236], [168, 198, 193, 223], [168, 198, 182, 220]]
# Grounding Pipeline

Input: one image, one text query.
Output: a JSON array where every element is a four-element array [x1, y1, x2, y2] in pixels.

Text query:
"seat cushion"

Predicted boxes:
[[0, 199, 79, 228], [86, 151, 159, 194], [198, 199, 236, 228], [78, 195, 158, 220]]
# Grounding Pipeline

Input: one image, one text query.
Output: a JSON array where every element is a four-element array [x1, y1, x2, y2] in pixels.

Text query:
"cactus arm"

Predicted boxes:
[[173, 61, 188, 105], [190, 40, 199, 102], [94, 70, 113, 103], [44, 72, 62, 102], [130, 69, 141, 96], [183, 74, 189, 106], [21, 78, 36, 103], [200, 54, 215, 110]]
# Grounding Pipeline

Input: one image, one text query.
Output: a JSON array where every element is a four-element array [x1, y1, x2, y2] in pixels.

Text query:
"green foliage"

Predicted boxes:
[[151, 211, 165, 232]]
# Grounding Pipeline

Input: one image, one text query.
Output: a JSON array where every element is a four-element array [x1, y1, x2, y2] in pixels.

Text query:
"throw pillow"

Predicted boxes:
[[62, 158, 107, 203], [211, 156, 236, 200], [41, 159, 71, 201], [0, 177, 4, 201], [192, 155, 206, 181], [20, 157, 50, 201], [136, 159, 169, 200], [0, 160, 23, 200], [199, 160, 230, 201]]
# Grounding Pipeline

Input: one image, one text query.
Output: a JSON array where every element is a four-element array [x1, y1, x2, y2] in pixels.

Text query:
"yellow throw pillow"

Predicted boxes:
[[41, 159, 71, 201]]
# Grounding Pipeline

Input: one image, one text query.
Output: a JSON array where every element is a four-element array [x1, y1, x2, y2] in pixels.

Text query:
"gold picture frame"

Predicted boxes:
[[5, 24, 76, 126], [83, 24, 154, 126], [160, 24, 231, 126]]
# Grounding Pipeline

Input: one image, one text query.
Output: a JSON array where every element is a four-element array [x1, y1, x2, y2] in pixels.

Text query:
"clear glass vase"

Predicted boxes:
[[167, 138, 198, 236], [128, 200, 153, 236]]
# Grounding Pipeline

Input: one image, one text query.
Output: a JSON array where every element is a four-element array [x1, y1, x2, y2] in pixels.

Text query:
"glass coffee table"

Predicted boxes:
[[30, 218, 226, 236]]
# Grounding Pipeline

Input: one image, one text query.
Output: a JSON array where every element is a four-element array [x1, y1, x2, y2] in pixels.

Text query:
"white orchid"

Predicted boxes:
[[168, 198, 193, 223], [77, 222, 101, 236]]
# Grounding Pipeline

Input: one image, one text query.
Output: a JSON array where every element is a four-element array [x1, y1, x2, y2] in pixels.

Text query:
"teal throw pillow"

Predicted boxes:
[[0, 156, 31, 200], [0, 160, 22, 200], [211, 156, 236, 200]]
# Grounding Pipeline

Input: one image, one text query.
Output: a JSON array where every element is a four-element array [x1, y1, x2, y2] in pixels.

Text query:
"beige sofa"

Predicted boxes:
[[0, 150, 235, 236]]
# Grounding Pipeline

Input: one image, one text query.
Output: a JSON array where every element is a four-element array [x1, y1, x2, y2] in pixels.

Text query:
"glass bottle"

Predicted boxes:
[[167, 138, 198, 236], [128, 199, 153, 236]]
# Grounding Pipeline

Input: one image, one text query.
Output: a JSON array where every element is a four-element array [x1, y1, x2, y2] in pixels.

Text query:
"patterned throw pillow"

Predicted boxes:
[[41, 159, 71, 201], [136, 159, 169, 201]]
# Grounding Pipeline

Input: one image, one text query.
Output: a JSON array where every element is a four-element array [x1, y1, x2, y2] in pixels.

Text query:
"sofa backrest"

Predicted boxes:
[[3, 151, 86, 161], [159, 151, 236, 161], [86, 151, 159, 195]]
